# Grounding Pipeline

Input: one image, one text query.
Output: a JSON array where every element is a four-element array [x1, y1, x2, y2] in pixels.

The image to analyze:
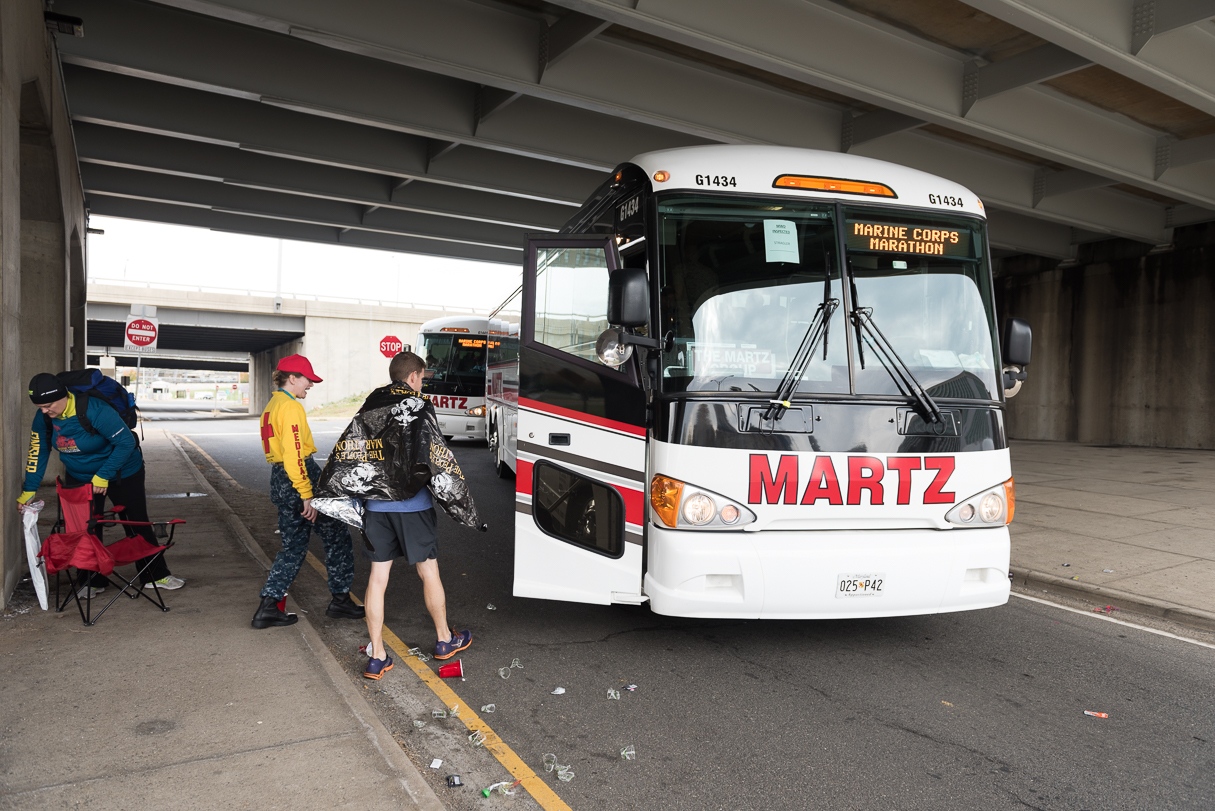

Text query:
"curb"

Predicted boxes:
[[166, 432, 446, 811], [1011, 565, 1215, 635]]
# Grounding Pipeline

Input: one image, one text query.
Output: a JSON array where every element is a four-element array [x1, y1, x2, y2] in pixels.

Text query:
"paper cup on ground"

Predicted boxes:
[[438, 659, 464, 678]]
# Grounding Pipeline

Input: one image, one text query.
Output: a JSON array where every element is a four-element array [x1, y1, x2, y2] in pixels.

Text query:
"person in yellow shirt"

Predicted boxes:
[[252, 355, 365, 629]]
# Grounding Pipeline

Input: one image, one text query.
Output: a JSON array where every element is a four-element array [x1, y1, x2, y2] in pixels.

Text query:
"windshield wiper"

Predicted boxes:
[[763, 296, 839, 420], [850, 306, 944, 425]]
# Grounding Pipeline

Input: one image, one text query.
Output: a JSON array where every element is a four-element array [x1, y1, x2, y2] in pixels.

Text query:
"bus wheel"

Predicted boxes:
[[490, 424, 511, 479]]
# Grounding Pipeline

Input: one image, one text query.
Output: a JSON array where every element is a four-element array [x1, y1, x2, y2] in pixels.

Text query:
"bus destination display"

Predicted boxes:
[[847, 221, 971, 257]]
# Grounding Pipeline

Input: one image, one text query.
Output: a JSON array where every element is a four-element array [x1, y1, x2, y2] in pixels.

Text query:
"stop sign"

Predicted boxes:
[[125, 318, 158, 349], [379, 335, 403, 358]]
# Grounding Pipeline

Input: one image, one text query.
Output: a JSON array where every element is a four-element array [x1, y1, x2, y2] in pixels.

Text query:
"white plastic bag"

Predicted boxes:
[[21, 500, 49, 610]]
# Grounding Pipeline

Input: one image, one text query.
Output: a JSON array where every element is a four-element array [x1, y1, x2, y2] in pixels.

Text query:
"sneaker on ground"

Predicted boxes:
[[145, 576, 186, 590], [434, 629, 472, 660], [76, 585, 105, 599], [365, 656, 394, 680]]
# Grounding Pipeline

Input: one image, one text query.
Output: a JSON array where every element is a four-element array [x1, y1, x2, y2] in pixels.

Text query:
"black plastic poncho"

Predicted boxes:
[[311, 383, 482, 530]]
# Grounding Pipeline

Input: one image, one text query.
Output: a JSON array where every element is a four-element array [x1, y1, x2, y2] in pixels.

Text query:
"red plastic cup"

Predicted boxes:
[[438, 659, 463, 678]]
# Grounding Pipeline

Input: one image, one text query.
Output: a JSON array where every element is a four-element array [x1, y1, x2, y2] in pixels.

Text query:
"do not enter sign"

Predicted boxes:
[[124, 316, 159, 352], [379, 335, 403, 358]]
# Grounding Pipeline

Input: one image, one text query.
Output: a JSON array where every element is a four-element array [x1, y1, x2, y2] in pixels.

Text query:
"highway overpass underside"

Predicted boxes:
[[3, 0, 1215, 603]]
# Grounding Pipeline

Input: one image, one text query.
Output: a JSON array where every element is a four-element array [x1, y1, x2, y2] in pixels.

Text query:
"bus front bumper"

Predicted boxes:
[[434, 414, 485, 440], [643, 525, 1010, 619]]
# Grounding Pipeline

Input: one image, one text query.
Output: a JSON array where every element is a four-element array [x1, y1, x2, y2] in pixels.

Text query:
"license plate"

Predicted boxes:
[[836, 574, 885, 598]]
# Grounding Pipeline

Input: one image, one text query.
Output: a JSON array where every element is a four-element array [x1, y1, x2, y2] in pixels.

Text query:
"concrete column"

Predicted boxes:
[[0, 2, 89, 604], [250, 338, 303, 414]]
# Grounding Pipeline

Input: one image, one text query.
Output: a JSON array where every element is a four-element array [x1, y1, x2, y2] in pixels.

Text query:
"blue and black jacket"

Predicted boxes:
[[18, 394, 143, 503]]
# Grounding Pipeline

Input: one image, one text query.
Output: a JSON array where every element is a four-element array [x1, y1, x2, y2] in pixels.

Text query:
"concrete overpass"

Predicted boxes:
[[2, 0, 1214, 601], [87, 281, 466, 410]]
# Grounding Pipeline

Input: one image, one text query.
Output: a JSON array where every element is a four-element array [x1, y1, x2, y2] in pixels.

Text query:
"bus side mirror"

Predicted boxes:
[[608, 267, 649, 328], [1002, 317, 1032, 397], [1002, 318, 1032, 366]]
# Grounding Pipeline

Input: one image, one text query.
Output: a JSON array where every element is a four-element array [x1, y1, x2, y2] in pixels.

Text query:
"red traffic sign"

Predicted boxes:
[[125, 318, 158, 348], [379, 335, 403, 358]]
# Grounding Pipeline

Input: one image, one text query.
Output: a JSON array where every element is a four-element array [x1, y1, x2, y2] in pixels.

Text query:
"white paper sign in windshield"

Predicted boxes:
[[763, 220, 800, 264]]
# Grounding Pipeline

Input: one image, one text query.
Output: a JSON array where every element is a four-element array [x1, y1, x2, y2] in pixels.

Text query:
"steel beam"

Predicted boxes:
[[89, 196, 522, 264], [64, 65, 600, 206], [535, 0, 1215, 208], [962, 44, 1092, 115], [54, 0, 706, 172], [1131, 0, 1215, 54], [1032, 168, 1117, 206], [984, 207, 1077, 260], [88, 301, 305, 332], [82, 163, 532, 250], [74, 122, 569, 230], [964, 0, 1215, 119], [540, 12, 611, 81], [841, 110, 926, 152], [1155, 132, 1215, 178]]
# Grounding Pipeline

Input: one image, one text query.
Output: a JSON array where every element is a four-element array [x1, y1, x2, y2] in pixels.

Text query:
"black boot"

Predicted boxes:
[[326, 592, 366, 620], [252, 595, 298, 629]]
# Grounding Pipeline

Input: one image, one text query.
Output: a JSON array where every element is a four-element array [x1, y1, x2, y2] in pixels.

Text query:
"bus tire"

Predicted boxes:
[[490, 423, 511, 479]]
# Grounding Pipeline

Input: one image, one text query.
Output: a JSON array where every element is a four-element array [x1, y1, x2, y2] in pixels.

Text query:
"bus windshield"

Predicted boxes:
[[657, 197, 848, 394], [416, 332, 487, 396], [844, 207, 999, 401], [656, 196, 999, 401]]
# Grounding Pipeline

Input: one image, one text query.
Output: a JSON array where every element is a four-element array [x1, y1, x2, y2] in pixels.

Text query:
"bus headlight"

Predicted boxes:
[[682, 493, 716, 525], [651, 475, 755, 530], [946, 478, 1014, 527], [467, 405, 486, 417]]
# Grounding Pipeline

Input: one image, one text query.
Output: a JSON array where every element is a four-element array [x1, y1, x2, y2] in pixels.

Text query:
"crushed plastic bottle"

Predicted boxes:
[[469, 730, 487, 747], [481, 704, 496, 713], [432, 708, 448, 719], [607, 688, 620, 700], [556, 765, 574, 783], [449, 703, 460, 718], [542, 753, 557, 773], [413, 720, 426, 729], [620, 744, 636, 761], [481, 781, 519, 797], [498, 667, 511, 679], [406, 646, 431, 663], [511, 658, 523, 669]]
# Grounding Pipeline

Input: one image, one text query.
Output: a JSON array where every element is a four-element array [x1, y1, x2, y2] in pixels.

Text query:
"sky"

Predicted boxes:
[[87, 216, 522, 312]]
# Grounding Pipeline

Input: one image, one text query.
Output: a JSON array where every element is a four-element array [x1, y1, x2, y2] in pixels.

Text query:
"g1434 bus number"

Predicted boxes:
[[928, 193, 965, 207], [696, 174, 737, 187], [836, 574, 884, 597]]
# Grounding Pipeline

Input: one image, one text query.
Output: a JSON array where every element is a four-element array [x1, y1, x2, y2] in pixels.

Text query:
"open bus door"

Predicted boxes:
[[513, 235, 648, 605]]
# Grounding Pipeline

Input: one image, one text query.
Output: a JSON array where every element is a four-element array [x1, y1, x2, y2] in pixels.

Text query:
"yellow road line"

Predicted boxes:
[[174, 434, 244, 489], [186, 439, 567, 809], [304, 551, 570, 810]]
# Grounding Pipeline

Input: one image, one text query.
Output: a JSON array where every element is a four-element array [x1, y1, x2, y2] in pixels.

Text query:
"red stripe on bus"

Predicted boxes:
[[518, 397, 646, 437], [615, 485, 645, 526], [516, 460, 533, 496]]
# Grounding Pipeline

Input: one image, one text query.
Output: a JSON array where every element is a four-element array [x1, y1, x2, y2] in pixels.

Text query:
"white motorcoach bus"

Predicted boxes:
[[493, 144, 1033, 619], [414, 315, 489, 440]]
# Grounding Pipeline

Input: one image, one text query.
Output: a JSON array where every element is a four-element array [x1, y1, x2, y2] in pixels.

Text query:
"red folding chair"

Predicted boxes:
[[40, 479, 184, 626]]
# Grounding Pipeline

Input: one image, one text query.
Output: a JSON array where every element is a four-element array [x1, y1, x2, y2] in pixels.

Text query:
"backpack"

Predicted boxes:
[[44, 369, 139, 438]]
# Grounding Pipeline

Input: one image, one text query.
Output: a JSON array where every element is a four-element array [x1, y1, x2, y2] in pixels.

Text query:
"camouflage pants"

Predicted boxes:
[[260, 458, 355, 599]]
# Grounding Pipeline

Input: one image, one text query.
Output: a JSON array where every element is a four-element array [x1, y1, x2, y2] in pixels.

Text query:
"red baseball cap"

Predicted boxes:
[[276, 354, 323, 383]]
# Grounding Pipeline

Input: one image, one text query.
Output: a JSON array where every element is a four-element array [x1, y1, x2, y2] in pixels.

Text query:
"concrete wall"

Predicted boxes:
[[89, 283, 458, 414], [1, 2, 89, 603], [998, 224, 1215, 450]]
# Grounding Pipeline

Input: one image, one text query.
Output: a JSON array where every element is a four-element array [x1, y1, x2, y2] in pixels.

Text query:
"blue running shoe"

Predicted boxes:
[[365, 655, 394, 680], [434, 630, 472, 660]]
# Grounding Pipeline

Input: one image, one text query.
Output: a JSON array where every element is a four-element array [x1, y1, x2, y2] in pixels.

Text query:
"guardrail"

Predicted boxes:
[[88, 277, 489, 314]]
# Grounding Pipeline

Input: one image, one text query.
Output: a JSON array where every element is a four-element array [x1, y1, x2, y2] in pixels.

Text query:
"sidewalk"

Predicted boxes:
[[1009, 440, 1215, 632], [0, 431, 443, 810]]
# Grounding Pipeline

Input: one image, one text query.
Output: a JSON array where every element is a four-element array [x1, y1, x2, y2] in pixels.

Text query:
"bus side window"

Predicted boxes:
[[533, 246, 615, 367], [532, 462, 624, 558]]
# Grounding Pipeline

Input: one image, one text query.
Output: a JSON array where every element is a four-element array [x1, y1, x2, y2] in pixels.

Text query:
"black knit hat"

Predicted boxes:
[[29, 373, 68, 405]]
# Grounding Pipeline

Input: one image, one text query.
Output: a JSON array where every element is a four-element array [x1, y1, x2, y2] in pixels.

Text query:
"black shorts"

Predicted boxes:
[[361, 508, 439, 565]]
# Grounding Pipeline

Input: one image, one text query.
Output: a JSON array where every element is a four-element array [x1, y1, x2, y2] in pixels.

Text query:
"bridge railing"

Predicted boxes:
[[88, 277, 489, 314]]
